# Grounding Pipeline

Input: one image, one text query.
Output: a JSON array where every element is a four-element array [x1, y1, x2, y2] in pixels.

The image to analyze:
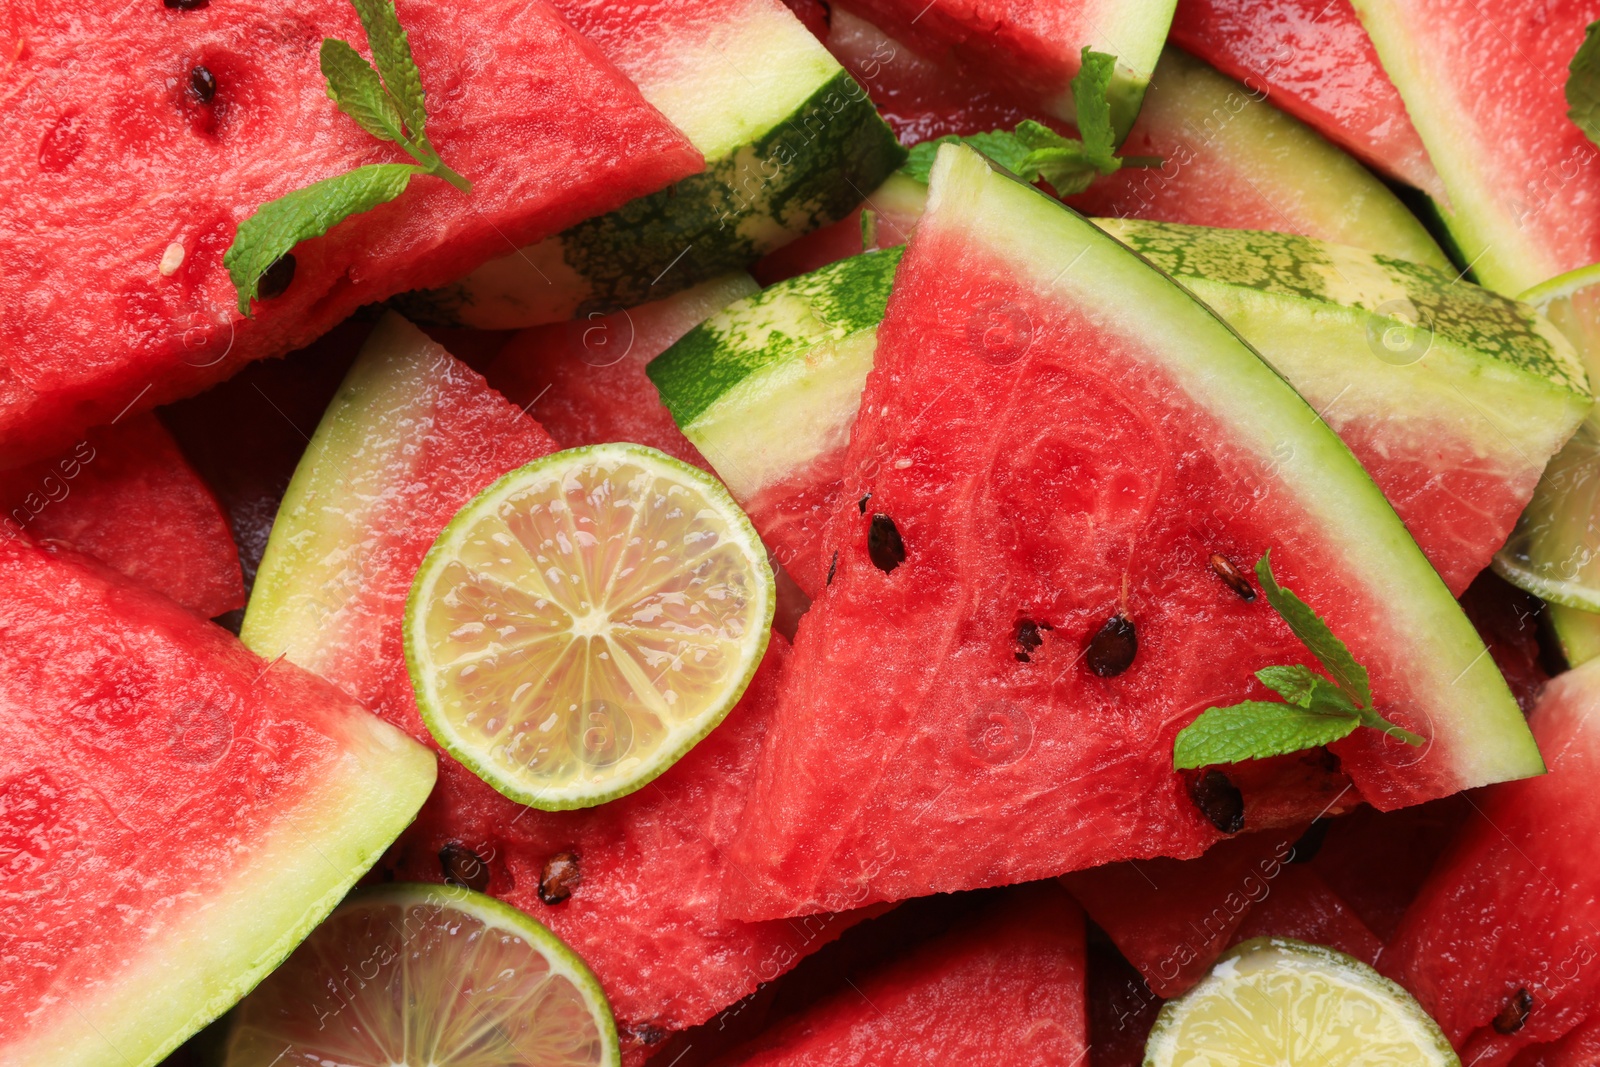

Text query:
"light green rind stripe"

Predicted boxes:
[[1551, 602, 1600, 669], [649, 246, 904, 427], [932, 144, 1539, 788], [1100, 218, 1591, 397]]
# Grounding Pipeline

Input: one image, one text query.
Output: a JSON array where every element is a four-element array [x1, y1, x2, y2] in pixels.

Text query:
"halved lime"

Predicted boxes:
[[1495, 266, 1600, 608], [1143, 938, 1459, 1067], [225, 884, 620, 1067], [405, 442, 774, 810]]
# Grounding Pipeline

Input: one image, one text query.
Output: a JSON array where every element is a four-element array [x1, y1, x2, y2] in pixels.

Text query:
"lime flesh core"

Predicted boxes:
[[406, 443, 775, 810], [1143, 937, 1459, 1067], [225, 884, 620, 1067]]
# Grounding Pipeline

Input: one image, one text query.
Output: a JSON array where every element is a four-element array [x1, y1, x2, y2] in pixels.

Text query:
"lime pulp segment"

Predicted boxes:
[[1143, 938, 1459, 1067], [406, 443, 775, 810], [225, 883, 620, 1067]]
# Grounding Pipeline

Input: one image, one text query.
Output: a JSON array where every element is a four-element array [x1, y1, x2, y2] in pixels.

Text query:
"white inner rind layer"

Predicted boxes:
[[12, 712, 436, 1067], [929, 142, 1541, 789]]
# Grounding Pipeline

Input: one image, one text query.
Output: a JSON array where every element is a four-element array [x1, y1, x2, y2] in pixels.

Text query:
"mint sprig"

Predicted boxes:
[[1568, 21, 1600, 147], [896, 48, 1159, 192], [224, 0, 469, 314], [1173, 551, 1424, 770]]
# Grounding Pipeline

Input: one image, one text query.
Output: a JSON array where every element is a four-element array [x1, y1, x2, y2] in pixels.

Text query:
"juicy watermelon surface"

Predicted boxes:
[[1168, 0, 1444, 198], [0, 414, 244, 619], [1227, 865, 1382, 966], [724, 147, 1530, 923], [0, 0, 699, 466]]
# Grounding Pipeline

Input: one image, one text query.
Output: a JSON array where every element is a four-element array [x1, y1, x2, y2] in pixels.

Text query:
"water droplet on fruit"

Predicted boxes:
[[439, 842, 490, 892], [1208, 553, 1256, 600], [1492, 988, 1533, 1035], [539, 850, 582, 905], [1084, 615, 1136, 677], [1188, 770, 1245, 834], [867, 513, 905, 573], [189, 65, 216, 104], [257, 253, 296, 300]]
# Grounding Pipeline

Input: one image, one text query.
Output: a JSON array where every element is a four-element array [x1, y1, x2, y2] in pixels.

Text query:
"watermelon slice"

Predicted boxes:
[[1068, 48, 1450, 267], [0, 0, 701, 466], [1385, 657, 1600, 1065], [1061, 830, 1300, 998], [825, 0, 1176, 134], [0, 413, 245, 618], [1228, 866, 1383, 967], [0, 536, 435, 1067], [1516, 1016, 1600, 1067], [720, 144, 1539, 922], [241, 315, 860, 1060], [487, 274, 759, 470], [653, 224, 1588, 599], [406, 0, 904, 328], [1168, 0, 1445, 199], [706, 884, 1088, 1066], [1350, 0, 1600, 297]]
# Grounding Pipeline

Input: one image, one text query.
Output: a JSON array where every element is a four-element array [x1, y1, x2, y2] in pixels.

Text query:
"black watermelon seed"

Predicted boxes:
[[858, 492, 872, 515], [1209, 553, 1256, 600], [625, 1023, 668, 1047], [1492, 988, 1533, 1035], [1288, 819, 1330, 864], [438, 842, 490, 892], [538, 850, 583, 905], [1084, 615, 1137, 677], [189, 65, 216, 103], [867, 513, 905, 573], [1189, 770, 1245, 834], [164, 0, 209, 8], [256, 253, 296, 299], [826, 550, 838, 586]]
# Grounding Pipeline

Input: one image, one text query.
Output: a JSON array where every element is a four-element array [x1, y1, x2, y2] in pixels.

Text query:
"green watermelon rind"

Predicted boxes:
[[403, 442, 776, 811], [1143, 937, 1460, 1066], [398, 3, 906, 329], [928, 143, 1540, 789], [227, 883, 622, 1067], [14, 708, 437, 1067]]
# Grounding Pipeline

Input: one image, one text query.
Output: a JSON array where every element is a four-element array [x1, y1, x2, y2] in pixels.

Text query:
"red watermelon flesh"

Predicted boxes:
[[724, 146, 1531, 922], [1307, 796, 1470, 943], [0, 413, 244, 619], [0, 0, 700, 467], [1062, 831, 1300, 999], [708, 884, 1088, 1067], [241, 317, 859, 1061], [486, 276, 758, 471], [1228, 865, 1383, 966], [1513, 1015, 1600, 1067], [1384, 660, 1600, 1065], [0, 536, 435, 1067], [1086, 939, 1164, 1067], [1168, 0, 1445, 198]]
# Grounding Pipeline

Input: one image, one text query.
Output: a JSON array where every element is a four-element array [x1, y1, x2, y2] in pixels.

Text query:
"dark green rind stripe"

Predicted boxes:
[[649, 245, 904, 426], [1104, 219, 1589, 396]]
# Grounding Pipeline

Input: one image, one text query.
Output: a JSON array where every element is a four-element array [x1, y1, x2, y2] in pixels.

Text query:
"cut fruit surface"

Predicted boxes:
[[407, 0, 902, 328], [226, 884, 618, 1067], [1145, 938, 1459, 1066], [405, 442, 775, 809], [722, 144, 1537, 922], [0, 536, 436, 1067], [1068, 48, 1450, 267], [0, 0, 700, 465], [1228, 866, 1383, 967], [1384, 656, 1600, 1064], [1169, 0, 1444, 198], [0, 413, 245, 618]]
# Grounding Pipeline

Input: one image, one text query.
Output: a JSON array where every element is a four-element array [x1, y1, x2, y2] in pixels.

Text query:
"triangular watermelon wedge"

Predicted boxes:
[[722, 144, 1540, 921]]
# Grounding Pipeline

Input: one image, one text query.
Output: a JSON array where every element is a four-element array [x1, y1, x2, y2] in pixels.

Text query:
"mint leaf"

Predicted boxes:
[[1071, 48, 1120, 168], [1569, 21, 1600, 146], [225, 163, 420, 314], [1174, 701, 1360, 770], [1024, 144, 1100, 195], [321, 39, 407, 145], [1256, 550, 1372, 709], [350, 0, 428, 146], [959, 128, 1038, 178], [1255, 664, 1320, 707]]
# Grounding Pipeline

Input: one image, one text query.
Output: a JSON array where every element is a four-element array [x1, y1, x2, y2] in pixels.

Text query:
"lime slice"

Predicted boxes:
[[225, 884, 620, 1067], [405, 442, 775, 810], [1143, 938, 1459, 1067], [1495, 267, 1600, 607]]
